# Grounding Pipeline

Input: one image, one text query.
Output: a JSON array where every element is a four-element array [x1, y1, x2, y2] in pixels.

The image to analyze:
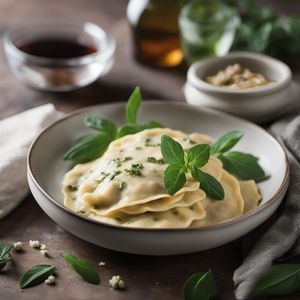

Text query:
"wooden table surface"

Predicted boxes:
[[0, 1, 300, 300]]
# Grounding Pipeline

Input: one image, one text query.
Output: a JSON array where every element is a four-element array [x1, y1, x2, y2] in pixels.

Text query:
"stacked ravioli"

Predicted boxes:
[[62, 128, 261, 228]]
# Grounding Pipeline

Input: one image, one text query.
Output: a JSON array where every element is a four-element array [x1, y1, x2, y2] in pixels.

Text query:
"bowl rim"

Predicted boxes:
[[27, 101, 289, 233], [3, 21, 116, 67], [187, 51, 292, 96]]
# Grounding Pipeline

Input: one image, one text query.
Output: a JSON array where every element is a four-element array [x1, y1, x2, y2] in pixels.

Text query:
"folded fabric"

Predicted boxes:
[[233, 114, 300, 300], [0, 104, 61, 220]]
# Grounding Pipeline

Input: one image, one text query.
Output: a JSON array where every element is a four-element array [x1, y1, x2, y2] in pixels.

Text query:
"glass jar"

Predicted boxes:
[[127, 0, 187, 68], [179, 0, 240, 65]]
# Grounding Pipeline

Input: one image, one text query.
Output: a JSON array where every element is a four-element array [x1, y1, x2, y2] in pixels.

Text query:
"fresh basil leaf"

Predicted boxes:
[[164, 165, 186, 195], [141, 120, 164, 130], [161, 135, 185, 166], [210, 130, 243, 154], [84, 116, 117, 137], [0, 242, 13, 259], [20, 264, 56, 289], [61, 252, 100, 285], [63, 132, 112, 164], [250, 264, 300, 297], [187, 144, 210, 168], [191, 167, 224, 200], [116, 124, 141, 139], [126, 86, 141, 124], [219, 151, 266, 182], [183, 270, 217, 300], [0, 242, 13, 271]]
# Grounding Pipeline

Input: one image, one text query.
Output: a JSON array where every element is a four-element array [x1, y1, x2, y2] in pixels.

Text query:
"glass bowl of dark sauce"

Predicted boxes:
[[4, 22, 115, 91]]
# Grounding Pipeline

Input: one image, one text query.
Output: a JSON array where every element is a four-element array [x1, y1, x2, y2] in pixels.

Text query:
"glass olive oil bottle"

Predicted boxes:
[[127, 0, 187, 68]]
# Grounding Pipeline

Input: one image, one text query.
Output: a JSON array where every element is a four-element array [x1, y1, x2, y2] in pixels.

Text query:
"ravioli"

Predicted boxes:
[[62, 128, 261, 228]]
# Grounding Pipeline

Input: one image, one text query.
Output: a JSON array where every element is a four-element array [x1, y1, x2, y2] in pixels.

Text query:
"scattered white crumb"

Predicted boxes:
[[109, 275, 125, 290], [40, 244, 47, 250], [98, 261, 106, 267], [45, 275, 55, 285], [40, 249, 49, 256], [13, 241, 23, 251], [29, 240, 41, 248]]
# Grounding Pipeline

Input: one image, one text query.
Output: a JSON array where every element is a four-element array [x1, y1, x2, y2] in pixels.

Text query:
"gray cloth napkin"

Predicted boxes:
[[233, 114, 300, 300]]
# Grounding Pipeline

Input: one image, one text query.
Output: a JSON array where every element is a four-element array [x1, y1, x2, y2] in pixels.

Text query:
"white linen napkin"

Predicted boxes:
[[0, 104, 61, 219]]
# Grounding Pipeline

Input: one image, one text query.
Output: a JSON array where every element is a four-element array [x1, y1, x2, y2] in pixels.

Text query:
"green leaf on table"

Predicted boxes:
[[0, 242, 13, 271], [190, 167, 224, 200], [161, 135, 185, 166], [250, 264, 300, 298], [164, 165, 186, 195], [183, 270, 217, 300], [210, 130, 243, 154], [187, 144, 210, 168], [20, 264, 56, 288], [61, 252, 100, 285], [126, 86, 141, 124], [218, 151, 266, 182], [84, 116, 117, 137], [63, 132, 112, 164]]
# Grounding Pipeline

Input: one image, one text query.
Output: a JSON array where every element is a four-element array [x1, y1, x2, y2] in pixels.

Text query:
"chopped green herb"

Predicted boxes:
[[132, 163, 144, 169], [145, 138, 160, 147], [113, 217, 123, 224], [94, 179, 102, 185], [183, 138, 197, 145], [92, 204, 101, 209], [112, 158, 122, 168], [135, 147, 143, 150], [119, 181, 126, 191], [125, 169, 142, 176], [124, 156, 132, 161], [258, 198, 262, 206], [79, 210, 86, 214], [110, 171, 122, 180], [126, 218, 136, 224], [67, 184, 78, 192], [99, 172, 109, 181], [152, 216, 159, 222], [147, 157, 165, 164]]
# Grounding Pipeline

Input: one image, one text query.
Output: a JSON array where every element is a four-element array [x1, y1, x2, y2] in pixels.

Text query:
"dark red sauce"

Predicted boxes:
[[17, 38, 98, 59]]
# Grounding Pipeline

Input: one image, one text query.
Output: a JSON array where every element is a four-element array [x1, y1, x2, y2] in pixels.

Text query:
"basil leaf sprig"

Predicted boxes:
[[64, 86, 164, 164], [0, 241, 14, 271], [183, 270, 217, 300], [20, 264, 56, 289], [160, 135, 224, 200], [250, 264, 300, 298], [211, 130, 267, 182], [61, 252, 100, 285]]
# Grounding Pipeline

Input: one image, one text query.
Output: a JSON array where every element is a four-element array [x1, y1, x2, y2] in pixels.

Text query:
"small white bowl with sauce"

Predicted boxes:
[[184, 52, 295, 122]]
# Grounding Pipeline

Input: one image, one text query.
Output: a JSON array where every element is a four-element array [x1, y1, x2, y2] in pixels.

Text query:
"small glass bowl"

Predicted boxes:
[[3, 21, 116, 92]]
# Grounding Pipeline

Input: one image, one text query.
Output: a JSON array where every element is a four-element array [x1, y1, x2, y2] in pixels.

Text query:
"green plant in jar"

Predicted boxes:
[[179, 0, 240, 64]]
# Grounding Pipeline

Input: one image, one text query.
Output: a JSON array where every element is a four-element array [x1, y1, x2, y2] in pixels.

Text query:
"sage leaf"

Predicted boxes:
[[126, 86, 141, 124], [187, 144, 210, 168], [164, 165, 186, 195], [219, 151, 266, 182], [183, 270, 217, 300], [63, 132, 112, 164], [210, 130, 243, 154], [191, 167, 224, 200], [161, 135, 185, 166], [84, 116, 117, 137], [250, 264, 300, 297], [20, 264, 56, 289], [61, 252, 100, 285]]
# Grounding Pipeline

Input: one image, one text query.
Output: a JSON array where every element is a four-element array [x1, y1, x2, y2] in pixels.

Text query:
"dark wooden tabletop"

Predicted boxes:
[[0, 1, 300, 300]]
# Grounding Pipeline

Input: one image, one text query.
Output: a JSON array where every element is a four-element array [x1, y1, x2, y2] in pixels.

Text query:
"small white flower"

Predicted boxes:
[[109, 275, 125, 290], [13, 241, 23, 251], [29, 240, 40, 248], [40, 249, 49, 256], [98, 261, 106, 267], [40, 244, 47, 250], [45, 275, 55, 285]]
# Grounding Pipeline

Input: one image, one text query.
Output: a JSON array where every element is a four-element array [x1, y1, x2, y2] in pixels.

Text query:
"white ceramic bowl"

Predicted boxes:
[[185, 52, 293, 122], [27, 102, 289, 255]]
